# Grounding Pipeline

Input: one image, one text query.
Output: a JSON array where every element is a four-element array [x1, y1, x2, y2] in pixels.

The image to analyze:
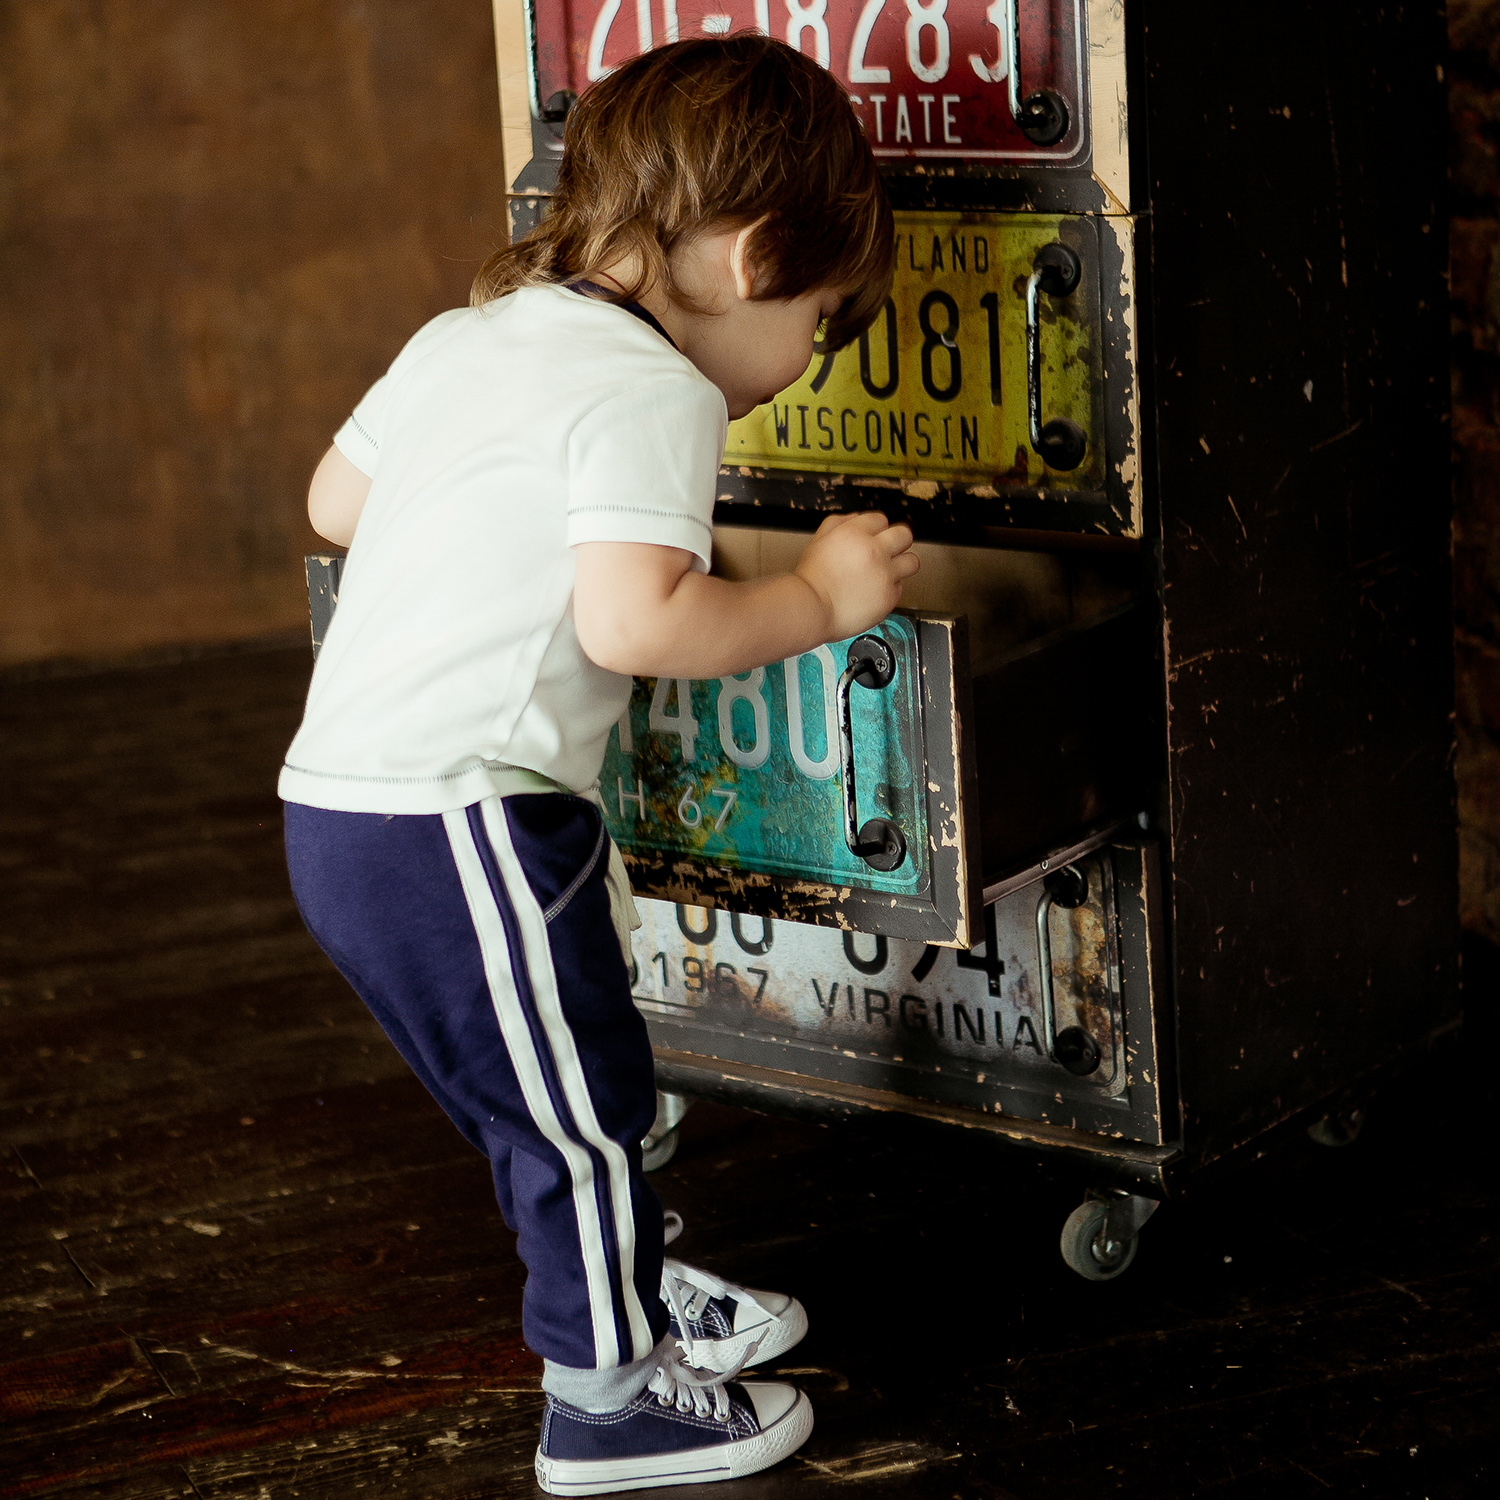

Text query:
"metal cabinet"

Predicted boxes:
[[478, 0, 1461, 1277]]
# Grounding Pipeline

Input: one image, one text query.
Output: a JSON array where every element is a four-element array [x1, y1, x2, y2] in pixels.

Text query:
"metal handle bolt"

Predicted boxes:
[[1035, 863, 1103, 1076], [836, 635, 907, 873], [1026, 242, 1088, 473], [1007, 0, 1071, 145]]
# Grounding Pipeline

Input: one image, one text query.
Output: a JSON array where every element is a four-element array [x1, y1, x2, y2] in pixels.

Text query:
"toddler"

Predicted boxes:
[[281, 33, 915, 1495]]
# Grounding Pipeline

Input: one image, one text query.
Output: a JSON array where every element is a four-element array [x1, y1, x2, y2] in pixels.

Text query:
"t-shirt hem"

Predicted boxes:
[[278, 760, 587, 815]]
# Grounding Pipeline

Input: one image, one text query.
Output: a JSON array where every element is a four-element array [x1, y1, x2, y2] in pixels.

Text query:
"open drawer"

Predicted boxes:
[[305, 550, 1155, 950], [601, 597, 1153, 949]]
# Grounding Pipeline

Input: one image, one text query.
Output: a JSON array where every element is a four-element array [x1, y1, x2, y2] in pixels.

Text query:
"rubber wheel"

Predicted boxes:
[[641, 1127, 679, 1173], [1307, 1108, 1365, 1148], [1060, 1202, 1139, 1281]]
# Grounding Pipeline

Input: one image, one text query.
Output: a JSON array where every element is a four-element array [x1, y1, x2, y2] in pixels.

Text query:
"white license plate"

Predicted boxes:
[[629, 848, 1124, 1100]]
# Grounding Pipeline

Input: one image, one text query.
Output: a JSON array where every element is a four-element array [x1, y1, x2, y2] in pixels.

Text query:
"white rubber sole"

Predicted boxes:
[[681, 1297, 809, 1373], [534, 1390, 814, 1495]]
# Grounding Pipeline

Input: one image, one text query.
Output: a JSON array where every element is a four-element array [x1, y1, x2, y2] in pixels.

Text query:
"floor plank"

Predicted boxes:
[[1, 645, 1494, 1499]]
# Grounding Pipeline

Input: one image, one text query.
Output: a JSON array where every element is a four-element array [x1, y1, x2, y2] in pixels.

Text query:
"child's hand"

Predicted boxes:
[[794, 512, 920, 643]]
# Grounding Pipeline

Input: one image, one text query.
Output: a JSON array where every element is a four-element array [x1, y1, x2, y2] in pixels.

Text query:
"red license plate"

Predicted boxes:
[[530, 0, 1087, 163]]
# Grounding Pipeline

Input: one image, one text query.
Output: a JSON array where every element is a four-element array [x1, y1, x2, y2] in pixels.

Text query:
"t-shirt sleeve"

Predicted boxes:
[[329, 309, 472, 479], [331, 374, 389, 478], [566, 374, 728, 571]]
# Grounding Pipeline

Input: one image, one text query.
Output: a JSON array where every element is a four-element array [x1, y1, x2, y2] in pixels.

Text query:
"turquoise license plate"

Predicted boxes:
[[599, 616, 929, 896]]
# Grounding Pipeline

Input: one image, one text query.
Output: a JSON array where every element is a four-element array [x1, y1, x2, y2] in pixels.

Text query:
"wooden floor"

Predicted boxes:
[[3, 645, 1496, 1500]]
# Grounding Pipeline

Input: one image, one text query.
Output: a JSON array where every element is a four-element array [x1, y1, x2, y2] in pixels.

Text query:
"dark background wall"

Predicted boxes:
[[1451, 1, 1500, 946], [0, 0, 507, 664]]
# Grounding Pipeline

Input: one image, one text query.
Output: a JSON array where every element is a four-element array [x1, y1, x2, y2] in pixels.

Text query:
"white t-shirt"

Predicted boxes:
[[278, 285, 727, 813]]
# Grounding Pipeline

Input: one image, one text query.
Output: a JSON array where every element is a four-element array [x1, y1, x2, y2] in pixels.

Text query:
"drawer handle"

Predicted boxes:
[[1026, 243, 1087, 472], [1035, 865, 1103, 1076], [836, 635, 908, 872], [1006, 0, 1071, 144]]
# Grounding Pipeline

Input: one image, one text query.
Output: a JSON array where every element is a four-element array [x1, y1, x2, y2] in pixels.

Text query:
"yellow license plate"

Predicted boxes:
[[725, 212, 1103, 489]]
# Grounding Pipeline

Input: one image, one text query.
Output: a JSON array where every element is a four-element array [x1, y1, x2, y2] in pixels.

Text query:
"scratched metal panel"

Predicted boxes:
[[613, 613, 982, 947], [534, 1, 1087, 161], [305, 554, 345, 660], [631, 839, 1168, 1143], [1139, 1, 1458, 1170]]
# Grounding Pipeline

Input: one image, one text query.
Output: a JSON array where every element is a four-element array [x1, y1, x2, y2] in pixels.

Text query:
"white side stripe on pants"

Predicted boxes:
[[444, 807, 618, 1367], [442, 802, 654, 1367], [477, 799, 654, 1362]]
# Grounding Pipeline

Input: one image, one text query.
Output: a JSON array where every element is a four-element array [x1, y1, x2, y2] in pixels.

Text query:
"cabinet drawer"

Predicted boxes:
[[603, 612, 979, 945], [301, 566, 1153, 954], [629, 839, 1169, 1144], [604, 602, 1152, 947], [716, 209, 1140, 540]]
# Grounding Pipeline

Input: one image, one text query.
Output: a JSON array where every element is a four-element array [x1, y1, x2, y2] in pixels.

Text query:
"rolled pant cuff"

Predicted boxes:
[[542, 1331, 677, 1413]]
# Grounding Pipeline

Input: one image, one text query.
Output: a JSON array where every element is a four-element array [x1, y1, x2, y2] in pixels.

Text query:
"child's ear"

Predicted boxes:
[[728, 218, 769, 302]]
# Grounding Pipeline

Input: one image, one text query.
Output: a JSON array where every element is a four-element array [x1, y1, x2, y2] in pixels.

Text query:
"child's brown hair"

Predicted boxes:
[[472, 34, 893, 351]]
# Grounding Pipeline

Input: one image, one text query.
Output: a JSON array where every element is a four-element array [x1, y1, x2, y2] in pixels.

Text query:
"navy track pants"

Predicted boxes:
[[284, 793, 669, 1372]]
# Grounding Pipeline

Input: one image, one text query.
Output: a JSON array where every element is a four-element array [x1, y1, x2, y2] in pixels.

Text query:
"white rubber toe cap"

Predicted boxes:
[[735, 1288, 792, 1323], [742, 1381, 800, 1429]]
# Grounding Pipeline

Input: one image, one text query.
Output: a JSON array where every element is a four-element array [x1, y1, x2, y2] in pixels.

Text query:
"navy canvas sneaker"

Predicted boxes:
[[661, 1256, 809, 1372], [534, 1345, 813, 1495], [660, 1213, 809, 1373]]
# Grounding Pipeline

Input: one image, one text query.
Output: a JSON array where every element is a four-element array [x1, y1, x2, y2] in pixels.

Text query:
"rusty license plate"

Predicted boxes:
[[629, 846, 1124, 1100], [530, 1, 1087, 163], [724, 211, 1103, 488], [599, 615, 930, 895]]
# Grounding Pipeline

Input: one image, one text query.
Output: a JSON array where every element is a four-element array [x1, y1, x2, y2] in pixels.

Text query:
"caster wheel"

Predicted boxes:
[[641, 1127, 679, 1172], [1060, 1201, 1139, 1281], [642, 1091, 690, 1172], [1307, 1107, 1364, 1148]]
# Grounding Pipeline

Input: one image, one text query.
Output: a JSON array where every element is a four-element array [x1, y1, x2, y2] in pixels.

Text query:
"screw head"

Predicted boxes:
[[1039, 418, 1087, 472], [1018, 89, 1069, 146]]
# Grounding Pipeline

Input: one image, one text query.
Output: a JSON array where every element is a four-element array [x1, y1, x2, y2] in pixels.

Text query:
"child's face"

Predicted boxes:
[[667, 226, 846, 420], [691, 284, 843, 420]]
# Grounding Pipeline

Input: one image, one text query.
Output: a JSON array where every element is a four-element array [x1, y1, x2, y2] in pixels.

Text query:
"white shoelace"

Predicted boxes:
[[666, 1254, 735, 1338], [659, 1212, 771, 1339], [646, 1342, 756, 1423]]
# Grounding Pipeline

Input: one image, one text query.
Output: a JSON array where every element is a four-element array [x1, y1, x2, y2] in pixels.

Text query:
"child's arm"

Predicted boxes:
[[307, 445, 372, 547], [573, 512, 918, 679]]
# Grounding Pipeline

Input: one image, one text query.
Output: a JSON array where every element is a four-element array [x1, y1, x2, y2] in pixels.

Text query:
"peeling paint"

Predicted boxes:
[[1087, 0, 1132, 212]]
